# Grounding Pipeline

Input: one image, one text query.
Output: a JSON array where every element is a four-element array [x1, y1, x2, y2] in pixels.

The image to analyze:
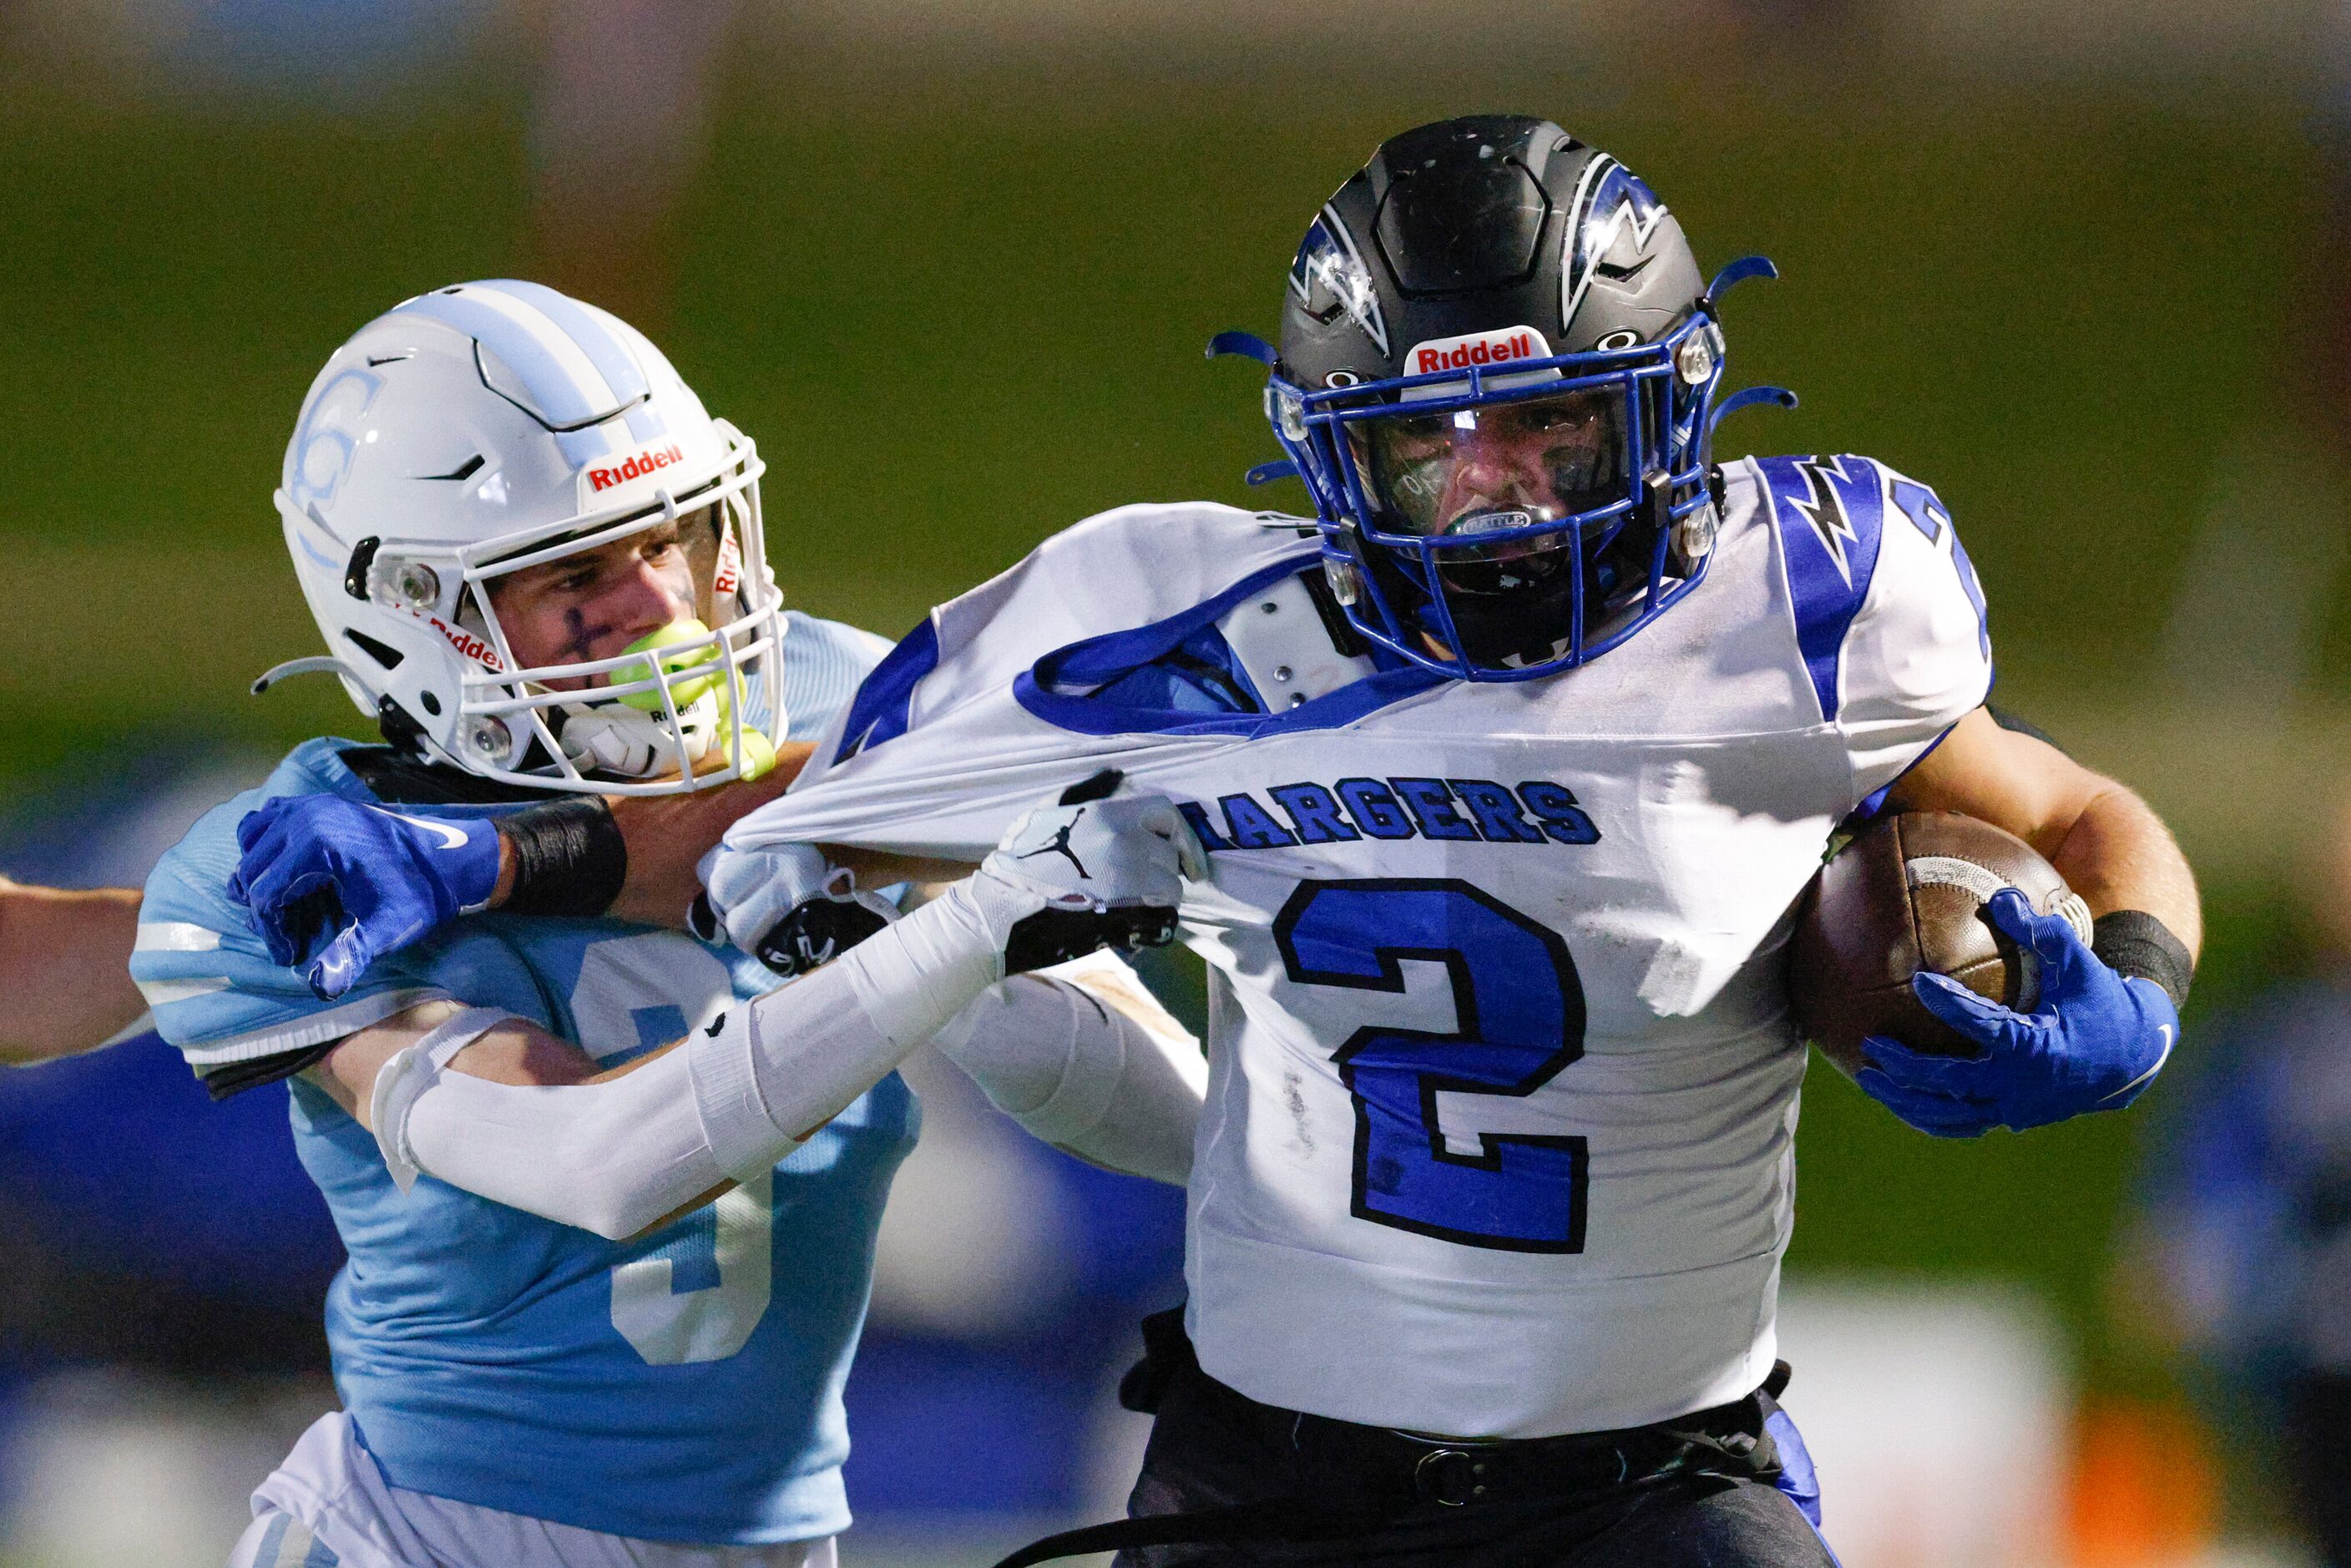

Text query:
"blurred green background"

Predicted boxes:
[[0, 0, 2341, 1448]]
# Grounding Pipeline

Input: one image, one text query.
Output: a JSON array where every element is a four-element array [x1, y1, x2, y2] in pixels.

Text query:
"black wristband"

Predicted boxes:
[[2091, 910, 2193, 1013], [502, 797, 628, 918]]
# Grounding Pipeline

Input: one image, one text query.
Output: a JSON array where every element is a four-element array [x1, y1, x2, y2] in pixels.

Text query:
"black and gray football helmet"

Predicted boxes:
[[1224, 114, 1781, 680]]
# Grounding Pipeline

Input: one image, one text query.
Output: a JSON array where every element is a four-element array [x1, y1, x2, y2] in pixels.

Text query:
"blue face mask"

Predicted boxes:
[[1274, 315, 1724, 680]]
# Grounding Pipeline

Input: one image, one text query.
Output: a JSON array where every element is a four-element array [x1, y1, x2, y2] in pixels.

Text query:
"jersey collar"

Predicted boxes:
[[1012, 556, 1445, 739]]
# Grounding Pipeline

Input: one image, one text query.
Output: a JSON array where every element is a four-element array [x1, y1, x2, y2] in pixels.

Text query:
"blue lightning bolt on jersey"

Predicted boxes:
[[133, 613, 911, 1546]]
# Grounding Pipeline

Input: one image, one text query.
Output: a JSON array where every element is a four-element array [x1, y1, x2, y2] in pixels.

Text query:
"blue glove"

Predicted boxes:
[[1854, 888, 2177, 1137], [228, 795, 503, 1002]]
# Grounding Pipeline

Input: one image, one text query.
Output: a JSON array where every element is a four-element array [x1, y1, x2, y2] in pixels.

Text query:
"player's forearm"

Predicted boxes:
[[932, 952, 1206, 1185], [1046, 995, 1206, 1185], [377, 881, 1016, 1238], [478, 751, 812, 928], [313, 1003, 742, 1241], [346, 790, 1191, 1233], [0, 883, 146, 1064], [316, 1002, 605, 1124], [2041, 782, 2202, 961], [1888, 709, 2201, 963], [607, 756, 806, 923]]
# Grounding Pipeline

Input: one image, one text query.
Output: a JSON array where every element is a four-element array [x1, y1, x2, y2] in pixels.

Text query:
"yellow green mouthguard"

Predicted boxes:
[[614, 619, 777, 781], [614, 620, 724, 712]]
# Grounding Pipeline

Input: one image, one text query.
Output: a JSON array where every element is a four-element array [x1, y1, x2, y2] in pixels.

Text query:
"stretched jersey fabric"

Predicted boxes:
[[133, 614, 910, 1545], [719, 461, 1992, 1439]]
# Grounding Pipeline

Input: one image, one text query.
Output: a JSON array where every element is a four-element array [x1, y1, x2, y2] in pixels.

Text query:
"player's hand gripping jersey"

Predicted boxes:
[[134, 615, 909, 1548], [717, 458, 1991, 1438]]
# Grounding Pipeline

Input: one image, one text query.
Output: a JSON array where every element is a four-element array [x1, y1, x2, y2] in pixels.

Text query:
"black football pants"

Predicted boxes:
[[1111, 1342, 1837, 1568]]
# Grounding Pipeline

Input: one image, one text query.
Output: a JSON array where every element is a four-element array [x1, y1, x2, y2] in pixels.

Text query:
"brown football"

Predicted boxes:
[[1788, 811, 2092, 1079]]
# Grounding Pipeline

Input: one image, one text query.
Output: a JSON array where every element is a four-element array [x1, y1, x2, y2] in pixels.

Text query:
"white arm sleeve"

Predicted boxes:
[[393, 878, 1006, 1239], [398, 1045, 726, 1240], [931, 950, 1206, 1186]]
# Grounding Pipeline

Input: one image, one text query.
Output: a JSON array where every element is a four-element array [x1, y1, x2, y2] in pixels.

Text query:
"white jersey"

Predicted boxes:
[[717, 455, 1993, 1439]]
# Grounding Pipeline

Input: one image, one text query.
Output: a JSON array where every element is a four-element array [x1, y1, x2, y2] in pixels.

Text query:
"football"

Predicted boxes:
[[1788, 811, 2094, 1078]]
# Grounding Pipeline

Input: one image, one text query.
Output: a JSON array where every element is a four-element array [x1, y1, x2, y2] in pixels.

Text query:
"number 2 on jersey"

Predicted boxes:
[[1273, 879, 1589, 1253]]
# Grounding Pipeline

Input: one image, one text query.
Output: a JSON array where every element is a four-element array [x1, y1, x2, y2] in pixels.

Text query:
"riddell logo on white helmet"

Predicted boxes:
[[586, 443, 687, 493], [1406, 326, 1555, 377], [412, 609, 503, 671], [711, 525, 741, 597]]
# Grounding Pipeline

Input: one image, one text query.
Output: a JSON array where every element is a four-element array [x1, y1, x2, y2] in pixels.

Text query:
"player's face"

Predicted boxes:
[[1358, 387, 1627, 544], [1352, 387, 1627, 615], [488, 508, 718, 691]]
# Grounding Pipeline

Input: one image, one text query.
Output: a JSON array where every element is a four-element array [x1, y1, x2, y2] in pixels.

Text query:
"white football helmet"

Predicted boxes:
[[272, 280, 785, 795]]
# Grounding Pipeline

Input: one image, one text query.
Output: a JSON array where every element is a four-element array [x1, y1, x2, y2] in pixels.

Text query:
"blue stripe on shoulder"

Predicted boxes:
[[247, 1511, 292, 1568], [1757, 455, 1888, 722], [832, 616, 942, 763], [300, 1525, 340, 1568]]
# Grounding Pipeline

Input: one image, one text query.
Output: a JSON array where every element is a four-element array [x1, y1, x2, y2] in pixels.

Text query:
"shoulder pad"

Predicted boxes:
[[1215, 569, 1379, 710]]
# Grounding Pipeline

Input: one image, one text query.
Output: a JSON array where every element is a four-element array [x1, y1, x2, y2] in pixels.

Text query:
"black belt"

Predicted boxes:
[[989, 1308, 1788, 1568]]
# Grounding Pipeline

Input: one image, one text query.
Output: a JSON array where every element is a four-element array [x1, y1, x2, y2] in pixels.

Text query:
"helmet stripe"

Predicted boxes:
[[392, 284, 631, 463], [472, 280, 669, 445], [1559, 157, 1672, 339], [397, 286, 621, 421]]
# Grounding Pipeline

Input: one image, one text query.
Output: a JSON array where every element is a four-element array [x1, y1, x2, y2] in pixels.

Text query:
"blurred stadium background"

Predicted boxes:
[[3, 0, 2347, 1561]]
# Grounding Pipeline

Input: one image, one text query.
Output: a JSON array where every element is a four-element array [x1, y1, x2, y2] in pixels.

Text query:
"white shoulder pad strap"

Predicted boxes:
[[1214, 571, 1379, 712], [371, 1006, 521, 1192]]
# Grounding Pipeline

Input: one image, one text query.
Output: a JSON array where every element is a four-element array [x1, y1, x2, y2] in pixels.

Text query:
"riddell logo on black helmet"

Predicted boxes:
[[587, 443, 686, 493], [1408, 326, 1552, 377]]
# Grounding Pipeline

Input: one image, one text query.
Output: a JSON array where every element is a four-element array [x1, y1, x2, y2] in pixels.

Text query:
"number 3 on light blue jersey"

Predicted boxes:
[[1274, 879, 1589, 1252], [611, 1176, 774, 1363], [570, 933, 776, 1363]]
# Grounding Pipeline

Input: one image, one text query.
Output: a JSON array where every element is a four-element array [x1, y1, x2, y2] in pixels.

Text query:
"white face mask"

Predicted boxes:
[[456, 499, 783, 787]]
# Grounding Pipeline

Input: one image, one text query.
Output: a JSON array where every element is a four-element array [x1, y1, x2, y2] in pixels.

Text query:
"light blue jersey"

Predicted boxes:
[[135, 614, 913, 1545]]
